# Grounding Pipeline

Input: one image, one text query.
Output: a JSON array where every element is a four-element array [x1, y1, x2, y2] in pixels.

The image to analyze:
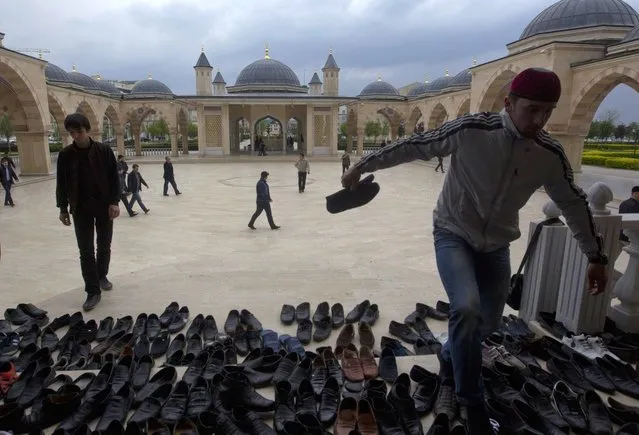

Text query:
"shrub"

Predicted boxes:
[[583, 151, 639, 159], [584, 143, 638, 151], [49, 143, 64, 152], [604, 157, 639, 170], [582, 155, 608, 166]]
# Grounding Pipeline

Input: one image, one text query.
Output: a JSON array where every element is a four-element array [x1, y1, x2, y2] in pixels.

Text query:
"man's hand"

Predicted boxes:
[[341, 166, 362, 190], [59, 212, 71, 226], [108, 205, 120, 220], [270, 199, 273, 203], [587, 263, 608, 295]]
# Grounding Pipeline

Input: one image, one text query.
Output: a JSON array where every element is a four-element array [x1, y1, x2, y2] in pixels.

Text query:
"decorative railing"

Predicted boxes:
[[123, 148, 171, 157], [520, 181, 639, 334]]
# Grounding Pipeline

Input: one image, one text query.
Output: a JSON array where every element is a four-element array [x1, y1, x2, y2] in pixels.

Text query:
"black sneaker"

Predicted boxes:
[[99, 278, 113, 291]]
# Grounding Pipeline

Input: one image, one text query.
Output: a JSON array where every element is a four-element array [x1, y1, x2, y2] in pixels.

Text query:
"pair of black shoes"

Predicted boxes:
[[5, 303, 49, 327]]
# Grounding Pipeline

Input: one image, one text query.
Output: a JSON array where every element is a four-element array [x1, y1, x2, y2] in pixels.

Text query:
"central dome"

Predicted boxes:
[[521, 0, 639, 40], [235, 58, 301, 87]]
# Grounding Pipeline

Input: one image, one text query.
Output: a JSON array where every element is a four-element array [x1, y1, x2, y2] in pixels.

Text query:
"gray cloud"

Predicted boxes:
[[2, 0, 639, 121]]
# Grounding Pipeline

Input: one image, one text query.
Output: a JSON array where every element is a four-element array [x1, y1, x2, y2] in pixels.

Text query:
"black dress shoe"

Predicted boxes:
[[224, 309, 240, 335], [99, 277, 113, 291], [159, 302, 179, 328], [550, 381, 587, 432], [202, 315, 218, 342], [295, 302, 311, 322], [47, 314, 70, 332], [296, 378, 317, 416], [25, 388, 82, 429], [371, 397, 405, 434], [186, 314, 204, 340], [427, 413, 450, 435], [96, 317, 114, 342], [345, 300, 370, 324], [111, 316, 133, 336], [388, 382, 423, 434], [135, 366, 177, 407], [547, 357, 592, 393], [145, 314, 161, 339], [319, 376, 340, 426], [240, 309, 263, 331], [274, 381, 297, 433], [280, 305, 296, 325], [323, 348, 344, 387], [520, 382, 569, 432], [168, 307, 189, 334], [166, 334, 186, 365], [183, 352, 210, 385], [331, 303, 344, 329], [378, 347, 398, 383], [132, 313, 147, 337], [132, 354, 154, 391], [597, 356, 639, 399], [581, 390, 613, 435], [233, 407, 277, 434], [159, 380, 189, 424], [18, 303, 47, 318], [297, 319, 313, 345], [512, 398, 563, 435], [128, 382, 171, 425], [186, 376, 211, 418], [134, 334, 150, 361], [310, 356, 328, 396], [150, 331, 170, 358], [82, 293, 101, 311], [94, 383, 134, 433], [570, 352, 615, 393], [413, 375, 439, 416], [434, 377, 458, 421], [111, 355, 134, 393], [359, 304, 379, 326], [388, 321, 420, 344], [219, 371, 275, 412]]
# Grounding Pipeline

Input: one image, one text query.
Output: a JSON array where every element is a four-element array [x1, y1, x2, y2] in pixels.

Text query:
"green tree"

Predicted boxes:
[[602, 109, 620, 124], [629, 122, 639, 156], [614, 123, 628, 141], [381, 122, 390, 138], [0, 113, 12, 150], [147, 118, 169, 139], [598, 120, 614, 142], [364, 120, 381, 144], [339, 123, 348, 137], [587, 120, 601, 140], [188, 122, 198, 138]]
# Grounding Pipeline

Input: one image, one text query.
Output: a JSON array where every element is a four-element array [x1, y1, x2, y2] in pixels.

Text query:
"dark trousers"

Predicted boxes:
[[163, 178, 179, 195], [435, 159, 444, 172], [2, 182, 13, 205], [72, 209, 113, 294], [120, 194, 135, 216], [342, 164, 350, 175], [249, 201, 276, 228], [298, 172, 307, 192]]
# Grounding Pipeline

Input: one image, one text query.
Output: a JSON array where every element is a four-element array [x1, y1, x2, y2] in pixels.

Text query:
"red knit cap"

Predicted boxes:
[[510, 68, 561, 103]]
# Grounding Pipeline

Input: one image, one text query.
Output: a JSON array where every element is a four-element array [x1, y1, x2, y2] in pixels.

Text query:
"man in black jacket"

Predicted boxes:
[[619, 186, 639, 242], [248, 171, 280, 230], [0, 158, 18, 206], [163, 156, 181, 196], [56, 113, 121, 311], [127, 164, 150, 214]]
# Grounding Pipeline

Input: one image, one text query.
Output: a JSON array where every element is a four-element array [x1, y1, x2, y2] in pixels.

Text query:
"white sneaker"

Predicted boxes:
[[587, 336, 620, 360], [495, 345, 527, 370], [562, 334, 609, 359]]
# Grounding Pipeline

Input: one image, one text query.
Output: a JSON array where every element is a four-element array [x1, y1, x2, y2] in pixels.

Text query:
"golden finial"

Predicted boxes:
[[424, 74, 429, 84], [377, 73, 382, 81], [72, 63, 76, 72], [38, 53, 43, 59], [445, 69, 449, 77], [96, 73, 101, 80], [147, 73, 152, 79], [472, 57, 477, 66], [264, 43, 270, 60]]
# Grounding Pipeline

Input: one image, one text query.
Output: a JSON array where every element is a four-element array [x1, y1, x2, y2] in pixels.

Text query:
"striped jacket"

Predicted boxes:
[[354, 110, 603, 256]]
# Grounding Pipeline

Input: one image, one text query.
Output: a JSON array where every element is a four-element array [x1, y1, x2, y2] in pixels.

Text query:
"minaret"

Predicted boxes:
[[194, 46, 213, 96], [322, 49, 340, 96], [213, 68, 226, 95], [308, 72, 322, 96]]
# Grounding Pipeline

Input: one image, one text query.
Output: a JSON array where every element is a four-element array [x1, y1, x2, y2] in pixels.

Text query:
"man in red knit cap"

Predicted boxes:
[[342, 67, 608, 434]]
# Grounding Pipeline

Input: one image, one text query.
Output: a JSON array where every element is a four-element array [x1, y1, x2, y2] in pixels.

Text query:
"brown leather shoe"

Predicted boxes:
[[358, 323, 375, 348], [334, 397, 358, 435], [337, 324, 355, 348], [342, 345, 364, 382], [359, 346, 378, 380], [357, 399, 379, 434]]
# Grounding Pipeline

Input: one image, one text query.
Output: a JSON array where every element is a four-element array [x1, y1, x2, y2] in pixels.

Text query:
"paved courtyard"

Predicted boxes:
[[0, 159, 561, 339]]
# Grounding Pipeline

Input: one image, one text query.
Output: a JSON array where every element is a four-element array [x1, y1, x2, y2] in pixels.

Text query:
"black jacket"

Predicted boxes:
[[127, 171, 148, 193], [163, 162, 174, 180], [56, 140, 120, 213], [0, 166, 18, 185]]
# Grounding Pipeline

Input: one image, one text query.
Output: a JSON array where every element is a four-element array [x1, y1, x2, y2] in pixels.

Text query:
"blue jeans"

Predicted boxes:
[[434, 227, 511, 406], [130, 192, 148, 212]]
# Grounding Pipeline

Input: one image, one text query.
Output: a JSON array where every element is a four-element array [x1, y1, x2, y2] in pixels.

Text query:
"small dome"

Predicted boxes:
[[131, 78, 173, 95], [428, 75, 453, 92], [407, 82, 430, 97], [45, 63, 71, 84], [95, 79, 121, 96], [520, 0, 639, 40], [68, 71, 101, 91], [621, 24, 639, 42], [235, 58, 301, 87], [359, 79, 399, 97], [449, 69, 472, 87]]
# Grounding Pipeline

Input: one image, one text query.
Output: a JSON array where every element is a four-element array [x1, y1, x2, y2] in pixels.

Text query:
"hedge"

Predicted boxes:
[[604, 157, 639, 170], [584, 143, 639, 151], [583, 150, 639, 159], [582, 155, 608, 166]]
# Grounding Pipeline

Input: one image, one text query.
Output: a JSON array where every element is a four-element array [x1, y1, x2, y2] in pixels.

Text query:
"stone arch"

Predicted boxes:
[[0, 77, 28, 132], [408, 106, 424, 132], [569, 66, 639, 135], [76, 101, 99, 132], [456, 97, 471, 118], [177, 107, 190, 154], [285, 116, 303, 154], [231, 116, 250, 154], [376, 106, 403, 139], [254, 115, 283, 153], [0, 56, 46, 132], [104, 105, 122, 132], [477, 65, 522, 113], [428, 103, 448, 129], [47, 92, 67, 136]]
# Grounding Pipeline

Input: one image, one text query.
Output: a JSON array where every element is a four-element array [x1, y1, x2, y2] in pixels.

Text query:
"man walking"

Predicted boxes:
[[56, 113, 121, 311], [294, 152, 310, 193], [0, 158, 18, 207], [342, 151, 351, 175], [435, 156, 445, 173], [163, 156, 181, 196], [127, 164, 150, 214], [2, 152, 15, 169], [117, 155, 129, 195], [341, 68, 608, 434], [248, 171, 280, 230]]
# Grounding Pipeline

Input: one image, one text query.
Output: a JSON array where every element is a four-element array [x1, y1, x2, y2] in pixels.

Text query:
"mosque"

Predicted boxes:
[[2, 0, 639, 175]]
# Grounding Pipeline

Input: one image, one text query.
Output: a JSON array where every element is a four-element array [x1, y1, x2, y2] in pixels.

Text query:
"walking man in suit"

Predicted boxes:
[[127, 164, 150, 214], [0, 158, 18, 206], [248, 171, 280, 230], [56, 113, 121, 311], [163, 156, 181, 196], [295, 152, 310, 193]]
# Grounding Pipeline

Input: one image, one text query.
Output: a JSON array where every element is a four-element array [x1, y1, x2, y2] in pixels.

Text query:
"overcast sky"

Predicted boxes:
[[3, 0, 639, 122]]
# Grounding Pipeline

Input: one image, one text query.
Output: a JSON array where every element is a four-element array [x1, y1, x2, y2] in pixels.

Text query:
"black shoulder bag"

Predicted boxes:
[[507, 217, 564, 310]]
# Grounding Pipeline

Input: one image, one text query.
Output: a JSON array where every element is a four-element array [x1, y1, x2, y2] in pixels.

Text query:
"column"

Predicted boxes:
[[346, 132, 353, 153], [518, 201, 569, 323], [330, 106, 339, 155], [249, 119, 255, 156], [14, 132, 52, 175], [182, 133, 189, 155], [306, 104, 315, 156], [221, 105, 230, 156], [115, 132, 125, 156], [281, 122, 287, 155], [555, 182, 622, 334], [197, 105, 205, 156], [610, 215, 639, 332], [133, 128, 142, 156], [170, 129, 179, 157], [357, 128, 364, 156], [551, 133, 586, 173]]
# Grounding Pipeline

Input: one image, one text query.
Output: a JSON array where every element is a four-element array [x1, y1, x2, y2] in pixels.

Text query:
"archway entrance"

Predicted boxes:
[[428, 103, 448, 130], [285, 118, 302, 154], [254, 116, 283, 155], [408, 107, 424, 133], [377, 107, 403, 140], [231, 118, 251, 155], [478, 69, 518, 113], [456, 98, 471, 118]]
